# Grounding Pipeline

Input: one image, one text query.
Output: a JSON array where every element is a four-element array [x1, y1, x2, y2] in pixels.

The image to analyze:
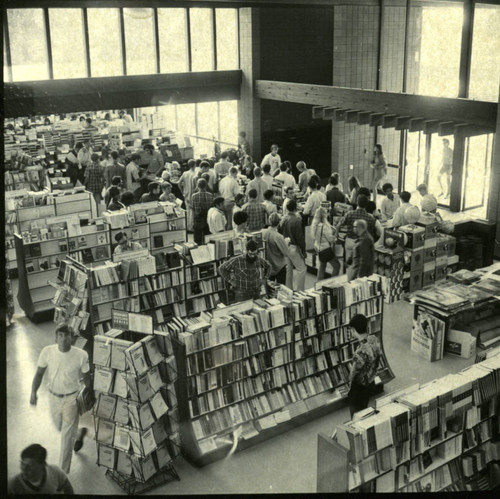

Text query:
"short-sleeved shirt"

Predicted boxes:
[[37, 345, 89, 395], [352, 335, 381, 386], [8, 465, 69, 494], [242, 200, 267, 231]]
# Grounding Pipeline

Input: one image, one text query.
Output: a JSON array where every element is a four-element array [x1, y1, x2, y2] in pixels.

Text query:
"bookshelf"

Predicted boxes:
[[92, 310, 181, 493], [170, 275, 394, 466], [319, 353, 500, 493]]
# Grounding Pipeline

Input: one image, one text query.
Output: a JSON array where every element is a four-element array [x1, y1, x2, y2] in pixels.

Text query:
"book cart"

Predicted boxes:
[[318, 353, 500, 493], [170, 274, 394, 466], [92, 310, 181, 494]]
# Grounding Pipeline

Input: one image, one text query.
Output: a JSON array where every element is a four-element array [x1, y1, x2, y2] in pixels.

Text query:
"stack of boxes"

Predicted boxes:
[[375, 229, 405, 303], [398, 218, 458, 293]]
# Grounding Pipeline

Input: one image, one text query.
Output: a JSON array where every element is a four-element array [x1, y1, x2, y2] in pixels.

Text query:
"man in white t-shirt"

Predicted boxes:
[[126, 153, 142, 192], [30, 324, 91, 474], [214, 151, 233, 180], [275, 162, 297, 190], [218, 166, 240, 230], [260, 144, 281, 176]]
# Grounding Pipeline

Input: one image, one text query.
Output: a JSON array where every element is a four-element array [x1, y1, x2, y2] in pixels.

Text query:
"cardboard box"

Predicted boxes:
[[409, 248, 424, 271], [435, 255, 448, 268], [448, 254, 459, 265], [435, 264, 447, 282], [435, 234, 449, 257], [384, 228, 406, 249], [424, 246, 437, 263], [423, 237, 437, 249], [444, 329, 476, 359], [410, 270, 423, 292], [399, 224, 426, 249], [417, 216, 439, 239], [423, 269, 435, 287]]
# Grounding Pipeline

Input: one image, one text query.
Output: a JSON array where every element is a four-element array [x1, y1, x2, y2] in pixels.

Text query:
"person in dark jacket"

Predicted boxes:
[[347, 219, 375, 282]]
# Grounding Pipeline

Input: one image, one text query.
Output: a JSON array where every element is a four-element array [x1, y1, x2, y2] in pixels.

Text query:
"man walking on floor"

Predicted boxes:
[[218, 166, 240, 230], [219, 239, 271, 302], [30, 324, 91, 474], [191, 178, 214, 245]]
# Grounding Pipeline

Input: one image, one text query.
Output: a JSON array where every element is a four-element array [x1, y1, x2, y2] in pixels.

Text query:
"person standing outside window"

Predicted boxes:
[[30, 325, 90, 474], [260, 144, 281, 176], [263, 213, 290, 285], [192, 178, 215, 245], [8, 444, 74, 495], [218, 166, 240, 230], [347, 314, 381, 418], [279, 199, 306, 291], [370, 143, 387, 203], [346, 219, 375, 282], [439, 138, 453, 200], [178, 159, 198, 232], [219, 239, 271, 302], [84, 153, 105, 215], [311, 206, 340, 281]]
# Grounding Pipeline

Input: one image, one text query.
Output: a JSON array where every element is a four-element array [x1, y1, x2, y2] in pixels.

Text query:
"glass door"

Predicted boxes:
[[428, 134, 454, 207], [461, 134, 492, 218], [403, 131, 426, 194]]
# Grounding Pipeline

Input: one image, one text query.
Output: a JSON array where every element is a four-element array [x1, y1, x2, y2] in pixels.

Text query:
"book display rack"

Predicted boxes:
[[318, 352, 500, 493], [8, 190, 93, 273], [169, 275, 394, 466], [92, 310, 181, 493]]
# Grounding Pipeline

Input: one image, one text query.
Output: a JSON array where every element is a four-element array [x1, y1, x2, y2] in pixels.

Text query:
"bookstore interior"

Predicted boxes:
[[4, 1, 500, 495]]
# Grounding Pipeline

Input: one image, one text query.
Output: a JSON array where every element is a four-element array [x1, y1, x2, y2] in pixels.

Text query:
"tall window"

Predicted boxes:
[[215, 9, 239, 70], [123, 8, 156, 76], [469, 4, 500, 102], [87, 8, 123, 77], [48, 9, 87, 79], [8, 9, 49, 81], [406, 2, 463, 97], [4, 30, 11, 82], [189, 8, 214, 72], [158, 8, 189, 73], [219, 100, 238, 146], [176, 104, 197, 139]]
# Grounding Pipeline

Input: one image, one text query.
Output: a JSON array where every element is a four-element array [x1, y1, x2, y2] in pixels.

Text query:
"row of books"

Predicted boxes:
[[186, 293, 223, 316], [186, 277, 226, 299]]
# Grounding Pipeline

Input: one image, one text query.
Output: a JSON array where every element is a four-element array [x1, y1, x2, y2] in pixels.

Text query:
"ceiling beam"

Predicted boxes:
[[345, 110, 361, 124], [4, 70, 242, 117], [369, 113, 384, 127], [423, 120, 440, 134], [312, 106, 327, 120], [395, 116, 411, 130], [438, 122, 456, 137], [255, 80, 497, 129], [333, 108, 349, 121], [409, 118, 425, 132], [357, 111, 372, 125], [381, 114, 397, 128], [323, 107, 338, 120]]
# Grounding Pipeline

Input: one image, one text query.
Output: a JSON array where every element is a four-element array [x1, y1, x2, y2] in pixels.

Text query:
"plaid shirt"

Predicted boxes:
[[84, 163, 105, 194], [219, 255, 271, 291], [338, 208, 376, 239], [243, 199, 267, 231], [191, 191, 214, 223]]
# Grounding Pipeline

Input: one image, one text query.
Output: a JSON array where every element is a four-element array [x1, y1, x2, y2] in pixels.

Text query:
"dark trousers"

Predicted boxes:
[[193, 222, 210, 245], [348, 381, 375, 418], [271, 265, 287, 285], [234, 288, 261, 303]]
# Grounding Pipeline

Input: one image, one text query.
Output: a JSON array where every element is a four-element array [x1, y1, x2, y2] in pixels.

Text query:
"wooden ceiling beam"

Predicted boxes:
[[381, 114, 397, 128], [312, 106, 327, 120], [395, 116, 411, 130], [438, 122, 456, 136], [333, 108, 349, 121], [345, 110, 361, 124], [356, 111, 372, 125], [322, 107, 338, 120], [255, 80, 497, 129], [369, 113, 384, 127], [409, 118, 425, 132], [423, 120, 441, 134]]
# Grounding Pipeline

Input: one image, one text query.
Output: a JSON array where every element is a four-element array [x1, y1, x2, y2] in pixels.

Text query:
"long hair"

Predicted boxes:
[[374, 143, 383, 156], [348, 176, 361, 192], [311, 206, 329, 240]]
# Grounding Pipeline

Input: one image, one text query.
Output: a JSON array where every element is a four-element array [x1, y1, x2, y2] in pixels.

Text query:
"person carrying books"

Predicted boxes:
[[113, 232, 143, 254], [30, 325, 91, 475], [219, 239, 271, 302], [347, 314, 381, 418]]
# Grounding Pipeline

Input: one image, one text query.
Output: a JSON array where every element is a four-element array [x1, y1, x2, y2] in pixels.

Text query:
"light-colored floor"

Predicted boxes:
[[6, 274, 475, 494]]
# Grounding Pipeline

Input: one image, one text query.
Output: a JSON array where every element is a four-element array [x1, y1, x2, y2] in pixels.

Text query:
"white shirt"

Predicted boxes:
[[282, 198, 293, 216], [275, 171, 297, 190], [126, 161, 141, 191], [303, 190, 327, 217], [214, 160, 232, 178], [37, 345, 89, 394], [219, 175, 240, 201], [207, 207, 227, 234], [260, 153, 281, 175], [380, 194, 400, 221], [262, 173, 274, 189], [178, 170, 197, 201]]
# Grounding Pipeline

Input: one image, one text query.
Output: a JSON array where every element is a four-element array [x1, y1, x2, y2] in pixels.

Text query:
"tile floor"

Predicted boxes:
[[6, 274, 474, 494]]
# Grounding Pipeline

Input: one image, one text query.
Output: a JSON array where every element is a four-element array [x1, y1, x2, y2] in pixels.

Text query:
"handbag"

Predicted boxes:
[[317, 224, 336, 263]]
